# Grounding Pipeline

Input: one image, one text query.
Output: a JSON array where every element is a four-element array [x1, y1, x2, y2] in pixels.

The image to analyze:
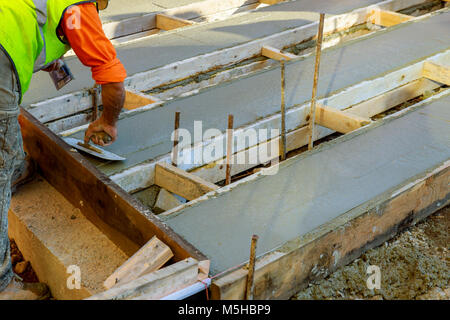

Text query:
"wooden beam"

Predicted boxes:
[[155, 162, 218, 201], [156, 13, 195, 31], [211, 161, 450, 299], [261, 46, 297, 61], [345, 78, 440, 118], [422, 61, 450, 86], [259, 0, 284, 5], [315, 103, 372, 134], [104, 236, 174, 289], [88, 258, 199, 300], [18, 108, 207, 262], [368, 9, 412, 27], [124, 90, 155, 111]]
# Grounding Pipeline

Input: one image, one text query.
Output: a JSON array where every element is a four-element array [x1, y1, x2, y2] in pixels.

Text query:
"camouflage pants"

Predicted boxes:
[[0, 47, 25, 291]]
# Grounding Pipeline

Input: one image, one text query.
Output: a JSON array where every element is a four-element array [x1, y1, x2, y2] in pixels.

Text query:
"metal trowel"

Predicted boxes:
[[64, 133, 125, 161]]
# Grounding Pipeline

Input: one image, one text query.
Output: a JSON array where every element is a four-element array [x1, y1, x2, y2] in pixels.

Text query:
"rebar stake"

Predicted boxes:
[[308, 13, 325, 150], [172, 111, 180, 167]]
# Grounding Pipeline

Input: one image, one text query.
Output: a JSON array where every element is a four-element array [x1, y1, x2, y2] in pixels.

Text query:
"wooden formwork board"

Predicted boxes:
[[18, 108, 207, 263]]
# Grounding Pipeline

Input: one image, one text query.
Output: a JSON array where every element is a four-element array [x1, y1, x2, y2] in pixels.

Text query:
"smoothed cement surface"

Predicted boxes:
[[164, 93, 450, 274], [99, 0, 205, 23], [67, 11, 450, 176], [24, 0, 381, 104]]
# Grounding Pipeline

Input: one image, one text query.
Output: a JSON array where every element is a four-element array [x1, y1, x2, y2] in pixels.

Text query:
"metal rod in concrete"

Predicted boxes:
[[308, 13, 325, 150], [280, 59, 287, 161], [172, 111, 181, 167], [226, 114, 234, 185], [245, 234, 259, 300], [89, 85, 99, 121]]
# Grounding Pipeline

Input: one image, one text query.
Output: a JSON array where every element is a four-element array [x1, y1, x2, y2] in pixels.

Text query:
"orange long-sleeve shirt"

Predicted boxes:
[[60, 3, 127, 84]]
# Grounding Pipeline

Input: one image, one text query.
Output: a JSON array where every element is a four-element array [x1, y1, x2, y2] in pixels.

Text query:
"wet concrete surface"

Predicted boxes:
[[164, 93, 450, 274], [24, 0, 382, 104]]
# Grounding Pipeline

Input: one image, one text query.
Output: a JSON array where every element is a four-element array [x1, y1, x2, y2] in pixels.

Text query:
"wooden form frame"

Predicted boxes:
[[368, 8, 413, 26], [103, 236, 174, 290], [101, 0, 263, 40], [18, 108, 207, 262], [155, 13, 196, 31], [88, 258, 201, 300], [155, 162, 219, 201], [109, 51, 449, 196], [17, 1, 448, 300], [101, 89, 450, 299], [123, 90, 157, 111], [26, 0, 428, 130], [422, 61, 450, 85]]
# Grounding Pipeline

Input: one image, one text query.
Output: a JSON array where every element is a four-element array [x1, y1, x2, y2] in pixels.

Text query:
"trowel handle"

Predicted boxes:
[[91, 131, 112, 145]]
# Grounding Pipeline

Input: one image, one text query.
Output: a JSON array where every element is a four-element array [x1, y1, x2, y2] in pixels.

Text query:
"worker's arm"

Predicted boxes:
[[60, 2, 127, 146]]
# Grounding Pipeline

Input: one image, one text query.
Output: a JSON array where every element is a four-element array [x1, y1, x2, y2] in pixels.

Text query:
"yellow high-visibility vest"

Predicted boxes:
[[0, 0, 96, 100]]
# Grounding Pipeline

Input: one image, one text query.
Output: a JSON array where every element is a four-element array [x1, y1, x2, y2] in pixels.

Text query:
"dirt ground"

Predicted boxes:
[[9, 239, 39, 283], [293, 205, 449, 300]]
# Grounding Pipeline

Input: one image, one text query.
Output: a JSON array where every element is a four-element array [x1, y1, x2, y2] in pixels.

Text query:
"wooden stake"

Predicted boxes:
[[225, 114, 234, 185], [156, 13, 195, 31], [245, 234, 259, 300], [172, 111, 180, 167], [280, 60, 287, 161], [261, 46, 297, 61], [307, 13, 325, 150]]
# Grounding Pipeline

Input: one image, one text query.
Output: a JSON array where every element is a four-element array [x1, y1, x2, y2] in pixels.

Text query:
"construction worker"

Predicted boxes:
[[0, 0, 126, 299]]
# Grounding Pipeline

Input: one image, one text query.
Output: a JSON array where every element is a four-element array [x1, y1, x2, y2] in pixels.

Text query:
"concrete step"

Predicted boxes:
[[164, 91, 450, 274], [66, 10, 450, 177], [24, 0, 383, 104], [8, 176, 129, 299]]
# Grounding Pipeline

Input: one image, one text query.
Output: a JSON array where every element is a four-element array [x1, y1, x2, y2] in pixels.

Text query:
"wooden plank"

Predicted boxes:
[[18, 108, 207, 262], [104, 236, 174, 290], [368, 9, 412, 27], [124, 90, 155, 111], [156, 13, 195, 31], [346, 78, 440, 118], [315, 103, 372, 134], [155, 162, 218, 201], [259, 0, 284, 5], [307, 13, 325, 150], [88, 258, 199, 300], [211, 160, 450, 299], [422, 61, 450, 86], [261, 46, 297, 61]]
